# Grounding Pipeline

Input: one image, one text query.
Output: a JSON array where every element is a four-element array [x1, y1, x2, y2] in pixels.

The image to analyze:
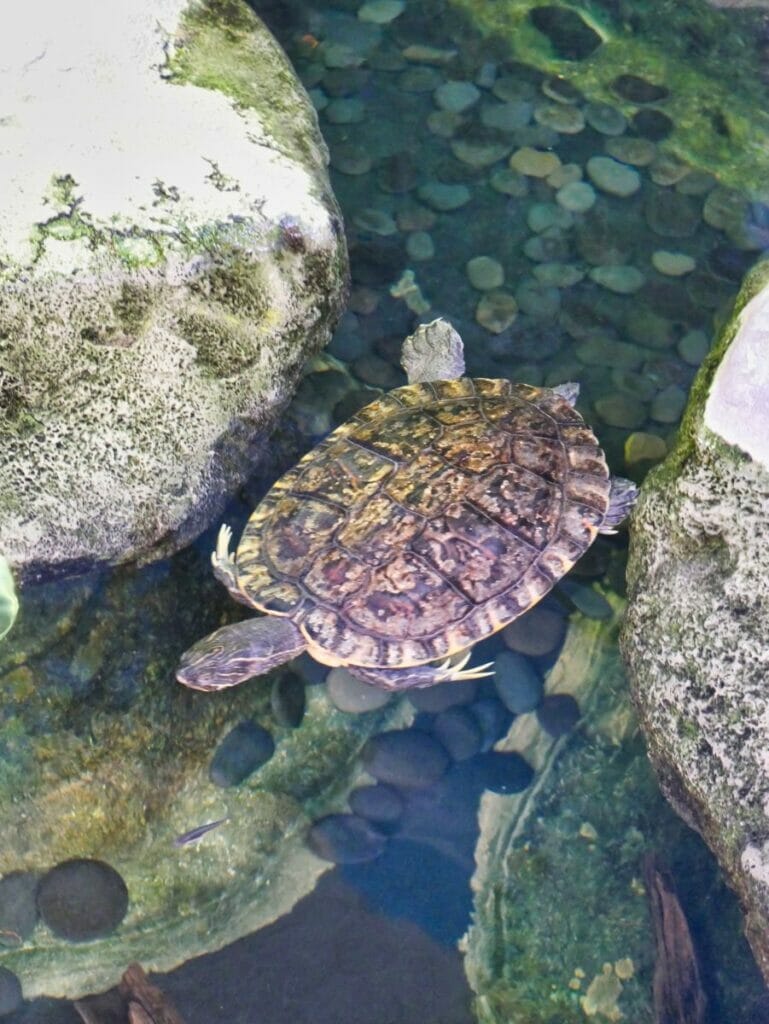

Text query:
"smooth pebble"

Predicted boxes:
[[652, 251, 696, 276], [589, 265, 645, 294], [586, 156, 641, 197], [536, 694, 581, 737], [432, 708, 484, 761], [324, 97, 366, 124], [509, 147, 560, 177], [556, 180, 596, 213], [494, 651, 543, 713], [307, 814, 386, 863], [358, 0, 404, 23], [475, 751, 534, 794], [0, 871, 39, 941], [594, 392, 647, 429], [584, 101, 627, 136], [434, 80, 480, 113], [37, 859, 128, 941], [362, 729, 450, 788], [467, 255, 505, 290], [349, 784, 404, 828], [503, 605, 567, 657], [406, 231, 435, 261], [417, 182, 471, 211], [408, 679, 478, 712], [481, 100, 532, 131], [476, 290, 519, 333], [0, 968, 22, 1016], [326, 666, 392, 713], [468, 697, 513, 751], [209, 720, 275, 787], [270, 672, 306, 728], [558, 580, 614, 619]]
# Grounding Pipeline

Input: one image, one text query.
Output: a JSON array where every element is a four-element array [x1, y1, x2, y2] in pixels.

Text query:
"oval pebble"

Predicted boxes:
[[417, 182, 471, 211], [475, 751, 534, 794], [467, 255, 505, 290], [558, 579, 613, 619], [270, 673, 306, 728], [406, 231, 435, 261], [324, 97, 366, 124], [362, 729, 450, 788], [307, 814, 386, 863], [533, 262, 585, 287], [509, 147, 560, 177], [326, 667, 392, 713], [527, 203, 573, 233], [358, 0, 404, 23], [37, 859, 128, 941], [546, 162, 582, 188], [481, 100, 532, 132], [468, 697, 513, 751], [408, 679, 477, 712], [652, 251, 695, 276], [209, 720, 275, 787], [585, 101, 627, 136], [536, 693, 581, 737], [432, 707, 484, 761], [349, 784, 404, 828], [586, 156, 640, 197], [503, 604, 567, 657], [494, 651, 543, 713], [476, 290, 518, 333], [0, 967, 22, 1016], [0, 871, 39, 941], [434, 80, 480, 113], [556, 181, 595, 213], [604, 136, 656, 167], [589, 265, 645, 294]]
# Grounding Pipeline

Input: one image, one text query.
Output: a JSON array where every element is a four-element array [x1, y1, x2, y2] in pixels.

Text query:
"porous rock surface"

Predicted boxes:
[[0, 0, 348, 579], [622, 260, 769, 981]]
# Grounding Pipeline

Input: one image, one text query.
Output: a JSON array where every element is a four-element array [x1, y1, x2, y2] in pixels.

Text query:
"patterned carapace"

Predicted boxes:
[[233, 377, 611, 669]]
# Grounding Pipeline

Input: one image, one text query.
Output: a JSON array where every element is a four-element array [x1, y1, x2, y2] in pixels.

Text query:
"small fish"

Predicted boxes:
[[173, 817, 228, 847], [0, 929, 22, 948]]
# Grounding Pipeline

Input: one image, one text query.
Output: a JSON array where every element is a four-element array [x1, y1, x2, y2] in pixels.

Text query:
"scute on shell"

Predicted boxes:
[[235, 377, 610, 667]]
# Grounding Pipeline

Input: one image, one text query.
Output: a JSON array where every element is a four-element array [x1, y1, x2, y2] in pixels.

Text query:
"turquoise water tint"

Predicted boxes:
[[1, 0, 769, 1020]]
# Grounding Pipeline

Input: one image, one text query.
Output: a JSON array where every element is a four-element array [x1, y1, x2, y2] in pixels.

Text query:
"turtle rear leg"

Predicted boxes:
[[211, 524, 252, 607], [599, 477, 639, 535], [348, 651, 494, 692]]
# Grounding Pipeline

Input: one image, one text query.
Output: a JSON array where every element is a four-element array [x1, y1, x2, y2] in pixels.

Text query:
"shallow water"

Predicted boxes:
[[2, 0, 769, 1020]]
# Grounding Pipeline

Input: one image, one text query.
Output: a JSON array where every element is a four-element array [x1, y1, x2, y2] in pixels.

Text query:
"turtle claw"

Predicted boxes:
[[213, 523, 234, 569], [437, 652, 495, 683]]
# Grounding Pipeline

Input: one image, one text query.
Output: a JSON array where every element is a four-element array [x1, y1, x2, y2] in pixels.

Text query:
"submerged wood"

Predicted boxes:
[[74, 963, 186, 1024], [643, 853, 707, 1024]]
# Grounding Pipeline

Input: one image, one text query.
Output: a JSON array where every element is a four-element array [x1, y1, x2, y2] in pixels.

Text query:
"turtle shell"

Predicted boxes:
[[234, 378, 610, 669]]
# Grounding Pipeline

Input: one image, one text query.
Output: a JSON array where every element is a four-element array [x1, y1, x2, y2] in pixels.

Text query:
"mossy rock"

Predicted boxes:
[[622, 259, 769, 983], [0, 0, 348, 579]]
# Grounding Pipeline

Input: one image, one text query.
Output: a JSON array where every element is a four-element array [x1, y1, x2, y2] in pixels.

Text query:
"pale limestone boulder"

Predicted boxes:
[[0, 0, 348, 580], [622, 260, 769, 981]]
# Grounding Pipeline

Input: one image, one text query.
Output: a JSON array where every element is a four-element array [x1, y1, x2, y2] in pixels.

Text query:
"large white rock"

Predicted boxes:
[[622, 259, 769, 983], [0, 0, 348, 578]]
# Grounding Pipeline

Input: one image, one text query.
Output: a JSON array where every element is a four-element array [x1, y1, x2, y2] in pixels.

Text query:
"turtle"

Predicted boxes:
[[176, 319, 637, 693]]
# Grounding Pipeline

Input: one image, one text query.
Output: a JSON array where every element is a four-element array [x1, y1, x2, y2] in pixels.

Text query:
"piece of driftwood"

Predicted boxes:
[[74, 963, 185, 1024], [643, 852, 707, 1024]]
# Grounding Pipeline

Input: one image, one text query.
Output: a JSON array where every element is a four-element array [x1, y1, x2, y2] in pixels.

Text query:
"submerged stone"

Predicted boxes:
[[432, 708, 484, 761], [632, 108, 674, 141], [0, 872, 39, 941], [509, 146, 560, 177], [611, 74, 669, 103], [270, 673, 306, 729], [37, 859, 128, 942], [536, 694, 581, 737], [644, 189, 700, 238], [467, 256, 505, 290], [0, 967, 22, 1016], [468, 697, 513, 751], [362, 729, 450, 788], [586, 156, 641, 197], [475, 751, 534, 794], [652, 250, 696, 276], [584, 101, 627, 136], [307, 814, 386, 863], [503, 605, 567, 657], [529, 6, 602, 60], [494, 651, 543, 713], [348, 784, 404, 828], [209, 720, 276, 787], [326, 667, 393, 713], [408, 680, 478, 712], [476, 290, 519, 333], [590, 265, 645, 294]]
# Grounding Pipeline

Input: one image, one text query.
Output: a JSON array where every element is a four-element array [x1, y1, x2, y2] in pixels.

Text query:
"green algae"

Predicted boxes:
[[445, 0, 769, 194]]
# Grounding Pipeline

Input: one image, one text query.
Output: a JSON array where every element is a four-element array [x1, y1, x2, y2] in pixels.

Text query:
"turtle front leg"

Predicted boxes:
[[211, 524, 252, 606], [599, 477, 639, 534], [348, 651, 494, 692]]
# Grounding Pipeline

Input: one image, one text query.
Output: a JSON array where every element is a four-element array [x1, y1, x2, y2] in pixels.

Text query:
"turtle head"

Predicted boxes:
[[176, 617, 306, 692]]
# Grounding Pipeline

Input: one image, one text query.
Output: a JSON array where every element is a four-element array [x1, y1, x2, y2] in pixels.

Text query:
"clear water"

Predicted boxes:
[[2, 0, 769, 1021]]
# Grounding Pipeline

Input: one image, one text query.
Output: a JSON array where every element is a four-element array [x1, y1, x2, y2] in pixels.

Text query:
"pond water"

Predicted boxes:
[[2, 0, 769, 1021]]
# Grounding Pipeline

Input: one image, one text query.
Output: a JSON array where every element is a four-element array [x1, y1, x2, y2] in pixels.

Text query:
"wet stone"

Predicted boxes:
[[677, 329, 710, 366], [417, 181, 471, 211], [362, 729, 451, 788], [328, 311, 368, 362], [625, 308, 677, 350], [649, 153, 690, 186], [467, 255, 505, 290], [644, 189, 700, 238], [0, 968, 22, 1017], [576, 336, 643, 371], [594, 392, 647, 429], [556, 180, 596, 213], [376, 152, 420, 193], [476, 290, 519, 333], [0, 871, 39, 941], [547, 162, 582, 188], [542, 75, 583, 104], [515, 123, 559, 149], [631, 108, 673, 141], [576, 210, 632, 266], [493, 76, 537, 103], [533, 262, 585, 287], [652, 250, 696, 276], [358, 0, 405, 24], [516, 278, 560, 320], [585, 101, 627, 136], [408, 679, 478, 712], [349, 783, 404, 829], [534, 102, 585, 134], [624, 431, 667, 466], [490, 168, 529, 197], [494, 651, 543, 713], [406, 231, 435, 261], [308, 88, 328, 112], [426, 110, 465, 138], [558, 579, 614, 619], [326, 666, 393, 713], [676, 169, 716, 196], [702, 186, 748, 231], [481, 100, 533, 132], [503, 604, 567, 657], [476, 60, 497, 88], [307, 813, 386, 863], [398, 66, 443, 92], [590, 265, 645, 294], [586, 156, 641, 197], [509, 146, 560, 177], [209, 720, 275, 787], [396, 203, 436, 232], [529, 6, 603, 60], [475, 751, 534, 794], [434, 80, 481, 113], [450, 138, 511, 169], [650, 383, 687, 424], [536, 693, 581, 737], [324, 97, 366, 124], [432, 707, 484, 761], [604, 136, 656, 167], [524, 230, 570, 264], [348, 286, 380, 315], [528, 202, 573, 233], [271, 672, 306, 729], [37, 859, 128, 941], [611, 74, 669, 104], [353, 208, 398, 235], [331, 144, 373, 175], [353, 353, 406, 388], [469, 697, 513, 751]]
